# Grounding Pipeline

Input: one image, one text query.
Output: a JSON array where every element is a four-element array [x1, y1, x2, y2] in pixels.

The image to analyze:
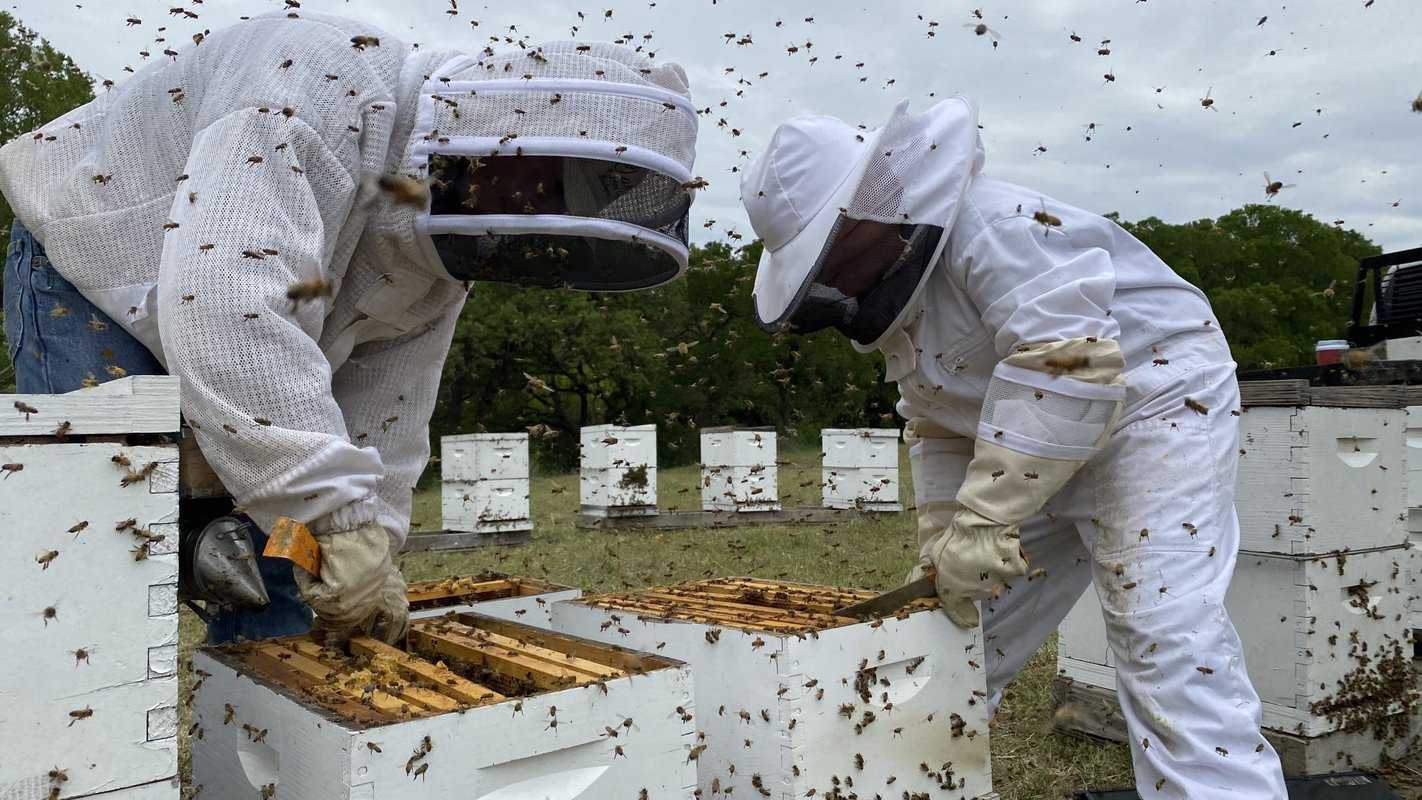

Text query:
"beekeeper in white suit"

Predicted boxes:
[[741, 99, 1287, 797], [0, 12, 698, 644]]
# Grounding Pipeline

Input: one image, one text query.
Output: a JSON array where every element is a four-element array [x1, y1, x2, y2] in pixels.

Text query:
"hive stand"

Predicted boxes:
[[0, 377, 182, 799], [552, 579, 995, 800], [191, 615, 695, 800]]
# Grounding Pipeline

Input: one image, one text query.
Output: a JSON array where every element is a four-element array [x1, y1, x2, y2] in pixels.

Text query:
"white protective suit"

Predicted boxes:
[[0, 13, 696, 552], [885, 179, 1289, 797]]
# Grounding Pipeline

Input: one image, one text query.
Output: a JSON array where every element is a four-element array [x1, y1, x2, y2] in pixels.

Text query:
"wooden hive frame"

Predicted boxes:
[[405, 573, 582, 626], [209, 614, 664, 727], [581, 577, 937, 634]]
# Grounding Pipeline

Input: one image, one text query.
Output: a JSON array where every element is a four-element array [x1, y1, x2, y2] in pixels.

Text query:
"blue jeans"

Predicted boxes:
[[2, 220, 312, 643]]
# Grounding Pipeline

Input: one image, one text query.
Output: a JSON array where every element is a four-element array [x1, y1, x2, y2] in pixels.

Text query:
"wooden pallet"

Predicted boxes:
[[1050, 675, 1416, 775], [575, 505, 901, 530], [581, 577, 937, 634], [1240, 379, 1422, 409], [213, 614, 662, 726]]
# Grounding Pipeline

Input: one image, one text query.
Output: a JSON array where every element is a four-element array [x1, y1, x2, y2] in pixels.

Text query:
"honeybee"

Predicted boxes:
[[37, 550, 59, 570], [351, 35, 382, 49], [2, 463, 24, 478], [1184, 397, 1210, 415], [1413, 91, 1422, 113], [1201, 87, 1216, 110], [1262, 172, 1295, 200], [67, 707, 93, 726], [14, 400, 39, 418], [1032, 200, 1063, 239], [286, 279, 332, 308], [67, 521, 88, 535]]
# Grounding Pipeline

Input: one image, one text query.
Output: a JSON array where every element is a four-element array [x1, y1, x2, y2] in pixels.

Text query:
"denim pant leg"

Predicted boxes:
[[206, 522, 314, 644], [2, 220, 165, 393]]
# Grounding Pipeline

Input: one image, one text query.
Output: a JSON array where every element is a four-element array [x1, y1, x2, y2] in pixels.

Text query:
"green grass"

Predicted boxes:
[[176, 444, 1422, 798]]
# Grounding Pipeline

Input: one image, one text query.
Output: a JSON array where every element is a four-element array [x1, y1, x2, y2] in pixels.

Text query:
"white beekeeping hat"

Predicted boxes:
[[406, 41, 699, 291], [741, 97, 983, 351]]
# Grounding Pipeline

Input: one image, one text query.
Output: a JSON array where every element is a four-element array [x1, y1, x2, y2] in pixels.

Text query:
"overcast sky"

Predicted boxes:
[[8, 0, 1420, 252]]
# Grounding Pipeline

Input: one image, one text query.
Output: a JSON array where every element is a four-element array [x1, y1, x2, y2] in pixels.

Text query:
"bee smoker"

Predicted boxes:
[[179, 515, 270, 622]]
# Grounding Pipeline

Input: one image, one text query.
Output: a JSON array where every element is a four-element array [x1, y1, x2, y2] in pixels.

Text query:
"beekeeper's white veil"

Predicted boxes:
[[403, 41, 699, 291]]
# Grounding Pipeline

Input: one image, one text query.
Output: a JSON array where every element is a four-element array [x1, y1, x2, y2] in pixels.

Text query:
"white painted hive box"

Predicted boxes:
[[821, 429, 902, 511], [1235, 405, 1406, 553], [1407, 407, 1422, 629], [701, 428, 779, 512], [1058, 547, 1412, 737], [552, 579, 994, 800], [407, 574, 581, 628], [0, 377, 182, 800], [580, 425, 657, 516], [440, 433, 532, 533], [191, 616, 695, 800]]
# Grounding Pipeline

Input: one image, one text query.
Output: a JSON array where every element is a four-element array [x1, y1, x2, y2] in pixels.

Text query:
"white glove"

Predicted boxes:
[[294, 522, 408, 645], [915, 502, 1027, 628]]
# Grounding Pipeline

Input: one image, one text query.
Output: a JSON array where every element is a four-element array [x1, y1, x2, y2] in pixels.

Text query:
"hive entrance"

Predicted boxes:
[[582, 578, 936, 634], [405, 575, 558, 613], [213, 614, 659, 727]]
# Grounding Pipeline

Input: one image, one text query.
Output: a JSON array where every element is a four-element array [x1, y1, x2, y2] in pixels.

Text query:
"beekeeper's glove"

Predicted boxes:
[[919, 506, 1029, 628], [294, 521, 408, 645]]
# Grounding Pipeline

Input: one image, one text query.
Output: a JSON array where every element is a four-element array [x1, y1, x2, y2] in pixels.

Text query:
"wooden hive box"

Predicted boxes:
[[580, 425, 657, 517], [1235, 405, 1406, 554], [191, 615, 695, 800], [700, 427, 780, 513], [440, 433, 533, 535], [0, 377, 182, 800], [407, 574, 581, 627], [820, 429, 902, 512], [1405, 406, 1422, 630], [551, 579, 995, 800], [1058, 547, 1413, 744]]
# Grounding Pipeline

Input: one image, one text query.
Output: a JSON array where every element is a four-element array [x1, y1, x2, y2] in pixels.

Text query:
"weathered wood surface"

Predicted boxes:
[[399, 528, 531, 552], [0, 376, 180, 436], [575, 505, 901, 530], [1051, 675, 1415, 776], [1240, 378, 1422, 408]]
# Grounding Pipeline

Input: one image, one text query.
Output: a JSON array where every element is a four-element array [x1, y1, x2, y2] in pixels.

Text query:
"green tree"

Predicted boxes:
[[0, 12, 95, 390], [1118, 205, 1380, 370]]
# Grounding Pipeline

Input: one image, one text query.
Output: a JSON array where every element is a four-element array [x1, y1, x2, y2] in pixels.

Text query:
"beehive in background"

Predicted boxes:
[[700, 426, 779, 512], [552, 579, 994, 800], [440, 433, 532, 534], [407, 574, 581, 627], [191, 616, 694, 800], [0, 377, 182, 799], [821, 428, 902, 511], [580, 424, 657, 517], [1235, 405, 1406, 553]]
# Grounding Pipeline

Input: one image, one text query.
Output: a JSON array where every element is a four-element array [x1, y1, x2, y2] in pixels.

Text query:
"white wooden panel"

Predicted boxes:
[[1058, 546, 1411, 736], [190, 644, 696, 800], [441, 434, 530, 481], [821, 428, 900, 468], [580, 467, 657, 515], [1236, 406, 1406, 553], [410, 589, 583, 628], [579, 425, 656, 470], [441, 479, 532, 533], [552, 593, 993, 800], [700, 464, 780, 512], [0, 443, 179, 798], [1385, 336, 1422, 360], [700, 429, 777, 468], [822, 466, 902, 511], [1056, 585, 1114, 671], [0, 376, 180, 436]]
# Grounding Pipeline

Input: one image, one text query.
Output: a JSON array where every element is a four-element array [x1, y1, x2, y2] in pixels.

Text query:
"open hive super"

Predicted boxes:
[[405, 573, 580, 626], [553, 578, 995, 800], [191, 614, 694, 800]]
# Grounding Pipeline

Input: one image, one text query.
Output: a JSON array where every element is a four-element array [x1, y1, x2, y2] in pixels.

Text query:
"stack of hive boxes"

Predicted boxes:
[[580, 424, 658, 518], [1056, 389, 1417, 773], [821, 428, 902, 512], [1, 377, 183, 799], [440, 433, 532, 535], [700, 426, 780, 512]]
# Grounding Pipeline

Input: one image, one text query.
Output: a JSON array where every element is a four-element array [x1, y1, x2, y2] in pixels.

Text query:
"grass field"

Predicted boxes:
[[176, 443, 1422, 798]]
